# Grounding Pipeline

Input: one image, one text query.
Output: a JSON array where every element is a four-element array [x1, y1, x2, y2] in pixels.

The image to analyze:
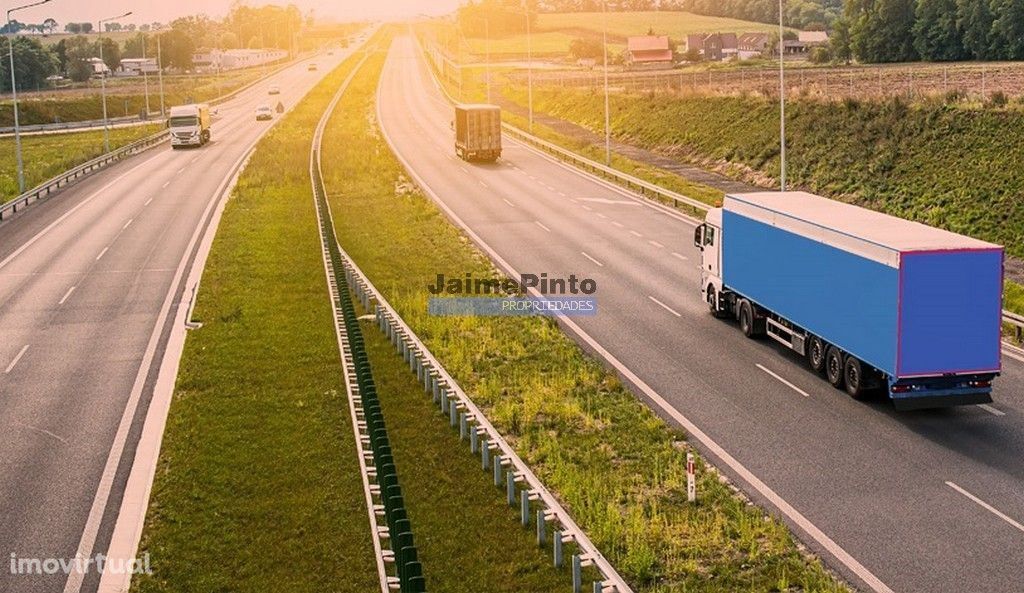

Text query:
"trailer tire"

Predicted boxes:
[[843, 357, 868, 399], [807, 335, 827, 374], [738, 300, 758, 338], [825, 346, 845, 389]]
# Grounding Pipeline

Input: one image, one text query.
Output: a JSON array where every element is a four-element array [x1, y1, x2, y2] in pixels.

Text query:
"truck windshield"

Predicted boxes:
[[169, 116, 198, 128]]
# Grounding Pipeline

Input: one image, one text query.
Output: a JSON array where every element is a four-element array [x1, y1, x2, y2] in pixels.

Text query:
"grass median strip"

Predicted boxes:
[[131, 47, 378, 593], [321, 37, 848, 592]]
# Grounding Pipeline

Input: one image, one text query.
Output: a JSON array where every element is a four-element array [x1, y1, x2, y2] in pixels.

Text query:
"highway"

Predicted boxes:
[[0, 46, 353, 593], [377, 36, 1024, 593]]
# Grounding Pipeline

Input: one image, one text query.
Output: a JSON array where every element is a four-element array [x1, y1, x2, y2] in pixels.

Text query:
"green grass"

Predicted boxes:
[[0, 124, 161, 203], [501, 86, 1024, 260], [321, 36, 848, 593], [1006, 282, 1024, 315], [130, 45, 379, 593], [0, 68, 269, 126]]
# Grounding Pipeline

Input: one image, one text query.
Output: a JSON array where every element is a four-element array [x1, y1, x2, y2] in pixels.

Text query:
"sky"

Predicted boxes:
[[7, 0, 461, 27]]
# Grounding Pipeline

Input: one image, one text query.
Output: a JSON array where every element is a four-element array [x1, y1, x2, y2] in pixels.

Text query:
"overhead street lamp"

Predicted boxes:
[[778, 0, 787, 192], [523, 0, 533, 132], [98, 11, 132, 153], [7, 0, 53, 195], [602, 0, 610, 166]]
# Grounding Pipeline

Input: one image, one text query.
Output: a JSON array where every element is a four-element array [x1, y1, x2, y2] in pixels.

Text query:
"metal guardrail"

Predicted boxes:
[[418, 36, 1024, 339], [0, 113, 158, 135], [0, 130, 167, 222]]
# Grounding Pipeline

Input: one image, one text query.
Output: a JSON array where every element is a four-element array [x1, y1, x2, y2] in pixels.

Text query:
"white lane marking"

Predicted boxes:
[[95, 247, 109, 261], [161, 181, 170, 189], [5, 345, 29, 373], [756, 364, 810, 397], [648, 295, 681, 317], [581, 205, 593, 211], [396, 38, 894, 593], [612, 221, 624, 228], [144, 197, 153, 206], [946, 481, 1024, 534], [581, 251, 604, 267], [59, 286, 76, 305], [190, 156, 199, 163], [502, 198, 515, 208], [177, 167, 185, 174], [122, 219, 133, 230], [459, 165, 469, 173], [558, 191, 567, 197], [672, 251, 688, 261], [629, 230, 643, 238], [978, 404, 1006, 416], [596, 213, 608, 219], [0, 150, 165, 273], [534, 221, 551, 232], [479, 180, 488, 188], [648, 240, 664, 248]]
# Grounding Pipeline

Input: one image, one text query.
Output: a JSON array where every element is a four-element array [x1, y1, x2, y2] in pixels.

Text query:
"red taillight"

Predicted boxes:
[[891, 384, 912, 393], [969, 380, 991, 388]]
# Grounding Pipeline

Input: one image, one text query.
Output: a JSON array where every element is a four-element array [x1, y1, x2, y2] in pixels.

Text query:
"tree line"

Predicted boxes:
[[832, 0, 1024, 62], [1, 3, 306, 93]]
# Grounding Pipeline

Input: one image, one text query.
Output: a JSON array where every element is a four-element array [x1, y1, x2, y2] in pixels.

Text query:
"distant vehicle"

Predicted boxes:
[[168, 103, 211, 148], [268, 85, 281, 95], [327, 50, 334, 56], [255, 106, 273, 121], [453, 103, 501, 162], [307, 63, 318, 71], [695, 191, 1004, 409]]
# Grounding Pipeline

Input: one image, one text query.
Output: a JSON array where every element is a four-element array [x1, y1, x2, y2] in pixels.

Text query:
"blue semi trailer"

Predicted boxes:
[[695, 191, 1004, 410]]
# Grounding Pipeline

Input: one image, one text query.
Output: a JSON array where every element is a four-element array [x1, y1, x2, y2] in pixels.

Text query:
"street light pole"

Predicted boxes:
[[524, 1, 533, 132], [142, 33, 150, 116], [7, 0, 52, 195], [156, 29, 165, 116], [602, 0, 610, 166], [484, 17, 490, 103], [778, 0, 786, 192], [98, 11, 132, 153]]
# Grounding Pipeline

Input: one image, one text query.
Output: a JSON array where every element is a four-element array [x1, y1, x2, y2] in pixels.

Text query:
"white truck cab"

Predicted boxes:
[[168, 104, 212, 148], [694, 207, 724, 313]]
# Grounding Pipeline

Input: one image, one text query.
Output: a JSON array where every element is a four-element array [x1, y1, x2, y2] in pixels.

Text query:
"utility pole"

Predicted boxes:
[[602, 0, 611, 166], [7, 0, 52, 195], [778, 0, 787, 192], [98, 11, 132, 153]]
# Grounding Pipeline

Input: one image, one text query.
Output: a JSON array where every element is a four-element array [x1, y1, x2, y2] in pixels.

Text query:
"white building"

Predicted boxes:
[[118, 58, 159, 75], [192, 48, 288, 71], [86, 57, 110, 76]]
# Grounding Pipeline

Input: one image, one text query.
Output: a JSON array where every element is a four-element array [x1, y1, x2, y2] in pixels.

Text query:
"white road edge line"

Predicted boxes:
[[95, 247, 109, 261], [0, 150, 165, 273], [122, 219, 133, 230], [83, 30, 367, 593], [672, 251, 688, 261], [945, 481, 1024, 534], [581, 251, 604, 267], [756, 364, 810, 397], [59, 286, 76, 305], [648, 295, 681, 317], [978, 404, 1006, 417], [534, 220, 550, 232], [5, 344, 29, 374], [381, 39, 896, 593]]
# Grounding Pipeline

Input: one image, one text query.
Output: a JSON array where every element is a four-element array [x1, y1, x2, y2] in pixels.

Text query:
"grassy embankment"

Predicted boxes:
[[0, 68, 268, 127], [131, 34, 570, 593], [0, 124, 161, 203], [320, 36, 848, 593], [498, 85, 1024, 314]]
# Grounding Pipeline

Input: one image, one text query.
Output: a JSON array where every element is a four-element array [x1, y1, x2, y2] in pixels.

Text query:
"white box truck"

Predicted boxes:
[[168, 103, 211, 149]]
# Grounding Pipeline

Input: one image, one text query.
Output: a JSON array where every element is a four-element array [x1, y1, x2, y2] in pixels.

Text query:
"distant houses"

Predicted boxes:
[[684, 30, 828, 62], [625, 36, 673, 70]]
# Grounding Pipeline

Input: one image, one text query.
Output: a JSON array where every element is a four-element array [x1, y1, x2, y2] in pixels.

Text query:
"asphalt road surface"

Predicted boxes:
[[377, 35, 1024, 593], [0, 45, 357, 593]]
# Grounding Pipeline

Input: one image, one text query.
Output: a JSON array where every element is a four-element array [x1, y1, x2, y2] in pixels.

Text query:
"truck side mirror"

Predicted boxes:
[[694, 224, 704, 250]]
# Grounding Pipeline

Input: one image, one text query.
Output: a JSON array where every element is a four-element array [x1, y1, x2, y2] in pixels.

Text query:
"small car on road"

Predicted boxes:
[[255, 106, 273, 121], [268, 85, 281, 95]]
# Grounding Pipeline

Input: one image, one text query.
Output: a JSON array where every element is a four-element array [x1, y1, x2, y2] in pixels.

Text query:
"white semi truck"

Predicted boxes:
[[168, 104, 211, 149]]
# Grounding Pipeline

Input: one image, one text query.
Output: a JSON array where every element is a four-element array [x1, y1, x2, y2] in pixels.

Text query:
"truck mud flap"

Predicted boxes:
[[891, 391, 993, 411]]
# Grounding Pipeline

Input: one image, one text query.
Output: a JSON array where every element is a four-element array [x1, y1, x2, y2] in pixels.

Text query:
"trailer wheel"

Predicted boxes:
[[843, 357, 868, 399], [807, 336, 827, 374], [738, 300, 758, 338], [825, 346, 845, 389]]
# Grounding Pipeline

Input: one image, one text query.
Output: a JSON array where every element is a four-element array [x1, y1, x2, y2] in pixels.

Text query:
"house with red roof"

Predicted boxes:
[[625, 36, 674, 70]]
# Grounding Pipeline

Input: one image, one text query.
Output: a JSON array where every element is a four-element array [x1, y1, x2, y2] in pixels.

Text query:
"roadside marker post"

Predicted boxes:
[[687, 452, 696, 503]]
